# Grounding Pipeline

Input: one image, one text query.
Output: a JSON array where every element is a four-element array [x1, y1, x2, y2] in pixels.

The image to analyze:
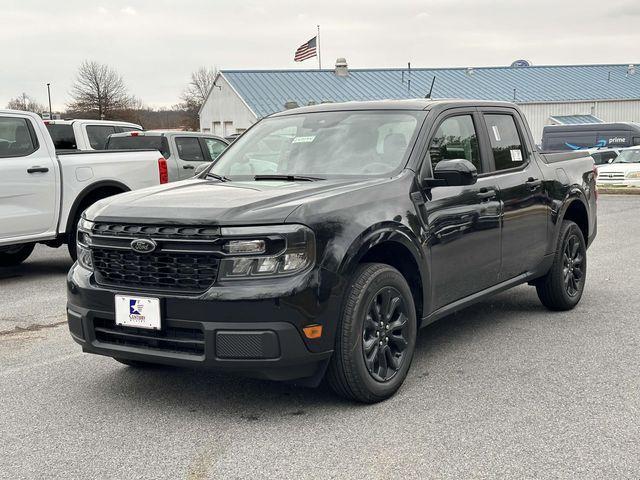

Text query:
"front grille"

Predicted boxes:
[[89, 222, 222, 294], [93, 248, 220, 293], [93, 317, 204, 356], [93, 223, 220, 240]]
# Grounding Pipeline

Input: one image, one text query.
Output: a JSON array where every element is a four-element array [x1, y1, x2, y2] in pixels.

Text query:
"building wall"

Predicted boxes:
[[519, 99, 640, 144], [199, 74, 257, 135]]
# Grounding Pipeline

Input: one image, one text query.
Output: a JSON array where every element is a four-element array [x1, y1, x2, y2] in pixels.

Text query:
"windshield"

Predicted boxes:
[[613, 149, 640, 163], [106, 135, 170, 158], [209, 110, 425, 179]]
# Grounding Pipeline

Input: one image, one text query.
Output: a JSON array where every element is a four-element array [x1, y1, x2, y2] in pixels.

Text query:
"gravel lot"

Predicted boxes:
[[1, 195, 639, 479]]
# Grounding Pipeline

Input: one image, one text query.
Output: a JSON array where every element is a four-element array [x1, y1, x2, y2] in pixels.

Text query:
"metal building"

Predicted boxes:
[[199, 62, 640, 143]]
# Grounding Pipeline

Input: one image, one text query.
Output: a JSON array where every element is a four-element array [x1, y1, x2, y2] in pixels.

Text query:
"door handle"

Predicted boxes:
[[478, 188, 496, 200], [27, 166, 49, 174], [183, 165, 195, 170], [526, 177, 542, 190]]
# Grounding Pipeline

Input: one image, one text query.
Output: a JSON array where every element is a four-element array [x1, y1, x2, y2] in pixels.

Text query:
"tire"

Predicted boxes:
[[67, 211, 81, 261], [326, 263, 417, 403], [535, 220, 587, 311], [0, 243, 35, 267], [114, 358, 159, 368]]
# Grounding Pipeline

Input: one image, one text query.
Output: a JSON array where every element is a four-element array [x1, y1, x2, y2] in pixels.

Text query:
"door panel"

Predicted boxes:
[[0, 116, 57, 239], [479, 110, 549, 280], [417, 110, 502, 310], [174, 137, 207, 179], [424, 179, 501, 308]]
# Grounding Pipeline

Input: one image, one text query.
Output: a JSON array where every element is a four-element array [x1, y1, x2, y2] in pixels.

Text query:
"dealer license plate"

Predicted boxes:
[[115, 295, 161, 330]]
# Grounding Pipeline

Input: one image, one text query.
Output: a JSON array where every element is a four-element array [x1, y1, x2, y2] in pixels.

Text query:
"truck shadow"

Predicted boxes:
[[98, 286, 548, 416], [0, 251, 72, 281]]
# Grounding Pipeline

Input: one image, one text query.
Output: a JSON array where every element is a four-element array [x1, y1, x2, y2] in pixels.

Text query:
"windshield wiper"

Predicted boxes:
[[205, 172, 230, 182], [253, 174, 325, 182]]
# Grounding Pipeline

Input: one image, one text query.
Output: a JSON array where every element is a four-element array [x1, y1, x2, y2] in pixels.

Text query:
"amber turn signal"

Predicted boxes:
[[302, 324, 323, 339]]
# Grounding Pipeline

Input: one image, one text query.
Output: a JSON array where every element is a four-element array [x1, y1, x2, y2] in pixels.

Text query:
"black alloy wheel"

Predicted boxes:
[[326, 263, 417, 403], [362, 287, 410, 382], [562, 233, 584, 297], [535, 220, 587, 311]]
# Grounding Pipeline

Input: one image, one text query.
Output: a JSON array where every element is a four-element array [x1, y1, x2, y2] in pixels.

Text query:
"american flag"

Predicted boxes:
[[294, 36, 317, 62]]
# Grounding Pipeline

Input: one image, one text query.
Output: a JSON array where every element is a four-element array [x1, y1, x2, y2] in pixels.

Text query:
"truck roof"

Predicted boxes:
[[44, 119, 142, 128], [108, 130, 226, 139], [270, 99, 520, 116]]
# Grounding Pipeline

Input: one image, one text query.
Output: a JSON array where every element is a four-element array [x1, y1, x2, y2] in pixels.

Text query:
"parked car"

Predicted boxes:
[[67, 99, 597, 403], [586, 147, 620, 167], [596, 146, 640, 187], [542, 122, 640, 151], [105, 131, 229, 182], [0, 110, 168, 264], [44, 119, 142, 151]]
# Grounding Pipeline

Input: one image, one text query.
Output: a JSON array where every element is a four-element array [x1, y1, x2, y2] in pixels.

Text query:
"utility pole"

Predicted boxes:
[[46, 83, 52, 117]]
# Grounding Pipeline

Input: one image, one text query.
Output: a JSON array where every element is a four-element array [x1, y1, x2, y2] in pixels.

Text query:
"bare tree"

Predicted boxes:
[[68, 60, 133, 119], [180, 66, 217, 110], [179, 66, 217, 130], [6, 93, 45, 113]]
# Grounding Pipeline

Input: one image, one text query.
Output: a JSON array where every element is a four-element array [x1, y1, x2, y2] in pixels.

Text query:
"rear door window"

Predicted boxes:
[[0, 116, 38, 158], [46, 124, 77, 150], [484, 114, 526, 171], [429, 114, 481, 172], [86, 125, 117, 149], [175, 137, 205, 161], [202, 138, 227, 160]]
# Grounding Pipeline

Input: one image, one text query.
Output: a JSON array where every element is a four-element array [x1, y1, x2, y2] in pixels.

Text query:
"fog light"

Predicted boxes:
[[302, 324, 323, 339]]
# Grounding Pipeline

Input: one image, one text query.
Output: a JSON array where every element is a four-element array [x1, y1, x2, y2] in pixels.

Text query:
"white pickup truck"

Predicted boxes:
[[0, 110, 167, 265], [45, 119, 142, 150]]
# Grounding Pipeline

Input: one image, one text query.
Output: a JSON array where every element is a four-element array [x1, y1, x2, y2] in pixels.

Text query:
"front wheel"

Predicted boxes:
[[535, 220, 587, 311], [0, 243, 35, 267], [326, 263, 417, 403]]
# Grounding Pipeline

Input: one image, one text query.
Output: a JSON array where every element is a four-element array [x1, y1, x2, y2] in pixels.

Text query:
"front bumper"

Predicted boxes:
[[67, 263, 343, 383]]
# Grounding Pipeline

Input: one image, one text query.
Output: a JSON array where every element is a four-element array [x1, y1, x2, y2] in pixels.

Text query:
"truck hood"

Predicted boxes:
[[86, 177, 384, 225]]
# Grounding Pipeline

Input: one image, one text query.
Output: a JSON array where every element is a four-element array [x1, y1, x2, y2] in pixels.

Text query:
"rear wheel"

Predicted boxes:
[[535, 220, 587, 311], [0, 243, 35, 267], [326, 263, 417, 403]]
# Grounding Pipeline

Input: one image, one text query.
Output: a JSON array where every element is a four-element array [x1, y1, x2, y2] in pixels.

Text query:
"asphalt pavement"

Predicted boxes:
[[1, 195, 639, 479]]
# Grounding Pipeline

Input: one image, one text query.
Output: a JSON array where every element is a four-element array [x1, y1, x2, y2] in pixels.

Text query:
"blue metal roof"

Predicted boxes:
[[221, 64, 640, 118], [549, 114, 603, 125]]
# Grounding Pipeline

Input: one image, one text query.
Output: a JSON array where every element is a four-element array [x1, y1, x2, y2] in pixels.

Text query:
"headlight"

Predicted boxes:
[[218, 225, 315, 280], [625, 171, 640, 179], [76, 217, 94, 271]]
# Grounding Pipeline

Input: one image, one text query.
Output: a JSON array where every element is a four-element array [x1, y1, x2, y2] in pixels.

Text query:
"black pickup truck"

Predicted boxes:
[[67, 100, 597, 403]]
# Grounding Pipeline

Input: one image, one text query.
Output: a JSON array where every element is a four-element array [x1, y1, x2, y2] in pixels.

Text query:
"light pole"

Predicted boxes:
[[46, 83, 52, 118]]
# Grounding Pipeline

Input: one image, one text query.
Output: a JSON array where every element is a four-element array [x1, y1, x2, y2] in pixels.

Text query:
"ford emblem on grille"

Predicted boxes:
[[130, 238, 157, 254]]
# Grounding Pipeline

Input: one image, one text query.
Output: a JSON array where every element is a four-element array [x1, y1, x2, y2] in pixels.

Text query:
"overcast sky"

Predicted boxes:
[[2, 0, 640, 111]]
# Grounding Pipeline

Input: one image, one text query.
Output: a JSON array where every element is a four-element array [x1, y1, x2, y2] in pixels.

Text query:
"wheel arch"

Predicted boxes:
[[338, 224, 428, 321], [64, 180, 130, 235], [556, 191, 589, 245]]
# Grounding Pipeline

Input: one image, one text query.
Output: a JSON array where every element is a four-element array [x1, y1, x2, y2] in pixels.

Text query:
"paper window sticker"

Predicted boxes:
[[292, 136, 316, 144], [510, 149, 523, 162], [492, 125, 501, 142]]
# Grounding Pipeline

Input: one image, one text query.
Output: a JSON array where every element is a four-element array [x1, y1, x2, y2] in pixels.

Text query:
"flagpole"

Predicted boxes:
[[317, 24, 322, 70]]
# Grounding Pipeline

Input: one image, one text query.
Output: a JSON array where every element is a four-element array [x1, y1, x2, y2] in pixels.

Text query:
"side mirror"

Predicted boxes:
[[608, 158, 614, 164], [424, 159, 478, 188], [194, 163, 211, 176]]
